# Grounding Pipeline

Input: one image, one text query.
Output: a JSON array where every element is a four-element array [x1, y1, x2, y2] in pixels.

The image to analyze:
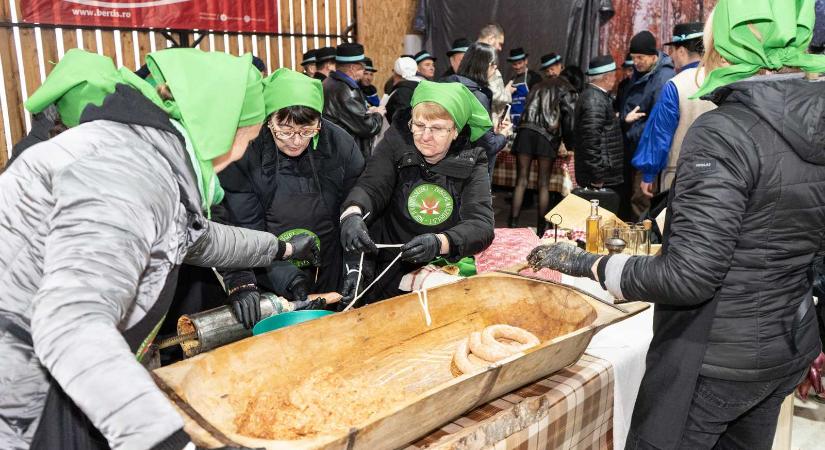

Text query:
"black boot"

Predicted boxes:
[[508, 216, 519, 228]]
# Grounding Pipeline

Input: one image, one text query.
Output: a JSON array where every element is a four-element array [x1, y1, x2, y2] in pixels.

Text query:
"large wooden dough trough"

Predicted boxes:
[[153, 273, 647, 449]]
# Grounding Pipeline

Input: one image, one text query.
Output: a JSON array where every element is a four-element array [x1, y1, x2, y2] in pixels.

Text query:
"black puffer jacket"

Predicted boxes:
[[385, 79, 419, 124], [323, 71, 383, 157], [518, 77, 577, 151], [574, 84, 624, 187]]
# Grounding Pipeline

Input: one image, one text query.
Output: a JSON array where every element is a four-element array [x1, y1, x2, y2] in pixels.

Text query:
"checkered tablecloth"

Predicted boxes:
[[492, 143, 578, 193], [474, 228, 563, 282], [405, 354, 614, 450]]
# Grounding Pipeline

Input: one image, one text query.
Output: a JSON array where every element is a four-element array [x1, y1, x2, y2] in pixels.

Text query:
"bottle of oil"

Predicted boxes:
[[585, 199, 602, 253]]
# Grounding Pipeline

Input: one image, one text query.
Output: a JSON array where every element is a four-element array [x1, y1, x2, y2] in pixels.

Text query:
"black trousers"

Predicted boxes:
[[626, 369, 806, 450]]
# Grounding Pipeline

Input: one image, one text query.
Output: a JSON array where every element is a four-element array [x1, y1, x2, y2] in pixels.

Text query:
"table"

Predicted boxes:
[[406, 354, 614, 450]]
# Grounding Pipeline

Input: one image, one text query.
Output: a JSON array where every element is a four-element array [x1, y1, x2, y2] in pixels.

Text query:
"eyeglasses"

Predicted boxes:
[[268, 121, 320, 140], [408, 120, 454, 138]]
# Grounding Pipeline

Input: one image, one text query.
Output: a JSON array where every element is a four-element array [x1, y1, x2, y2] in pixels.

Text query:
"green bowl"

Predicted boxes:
[[252, 310, 334, 336]]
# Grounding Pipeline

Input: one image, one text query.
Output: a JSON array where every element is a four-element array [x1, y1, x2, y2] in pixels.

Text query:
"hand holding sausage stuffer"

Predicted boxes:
[[527, 242, 601, 280]]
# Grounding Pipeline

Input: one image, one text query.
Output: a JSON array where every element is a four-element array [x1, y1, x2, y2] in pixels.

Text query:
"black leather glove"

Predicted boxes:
[[229, 288, 261, 329], [526, 242, 600, 279], [340, 213, 378, 254], [285, 233, 320, 266], [401, 234, 441, 264], [286, 272, 310, 302], [339, 260, 375, 310]]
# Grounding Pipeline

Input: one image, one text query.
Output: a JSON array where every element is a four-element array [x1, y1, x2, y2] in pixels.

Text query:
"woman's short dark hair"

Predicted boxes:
[[273, 105, 322, 126], [560, 66, 585, 93], [457, 42, 497, 87]]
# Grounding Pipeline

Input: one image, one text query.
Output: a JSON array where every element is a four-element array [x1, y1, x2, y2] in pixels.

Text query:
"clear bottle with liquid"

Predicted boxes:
[[585, 199, 602, 253]]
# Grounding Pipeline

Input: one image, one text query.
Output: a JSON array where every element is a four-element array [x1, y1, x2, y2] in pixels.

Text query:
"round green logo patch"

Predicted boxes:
[[407, 183, 454, 226], [277, 228, 320, 268]]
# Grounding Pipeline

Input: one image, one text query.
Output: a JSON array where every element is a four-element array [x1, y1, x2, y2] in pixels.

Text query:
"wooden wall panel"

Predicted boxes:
[[120, 30, 137, 70], [358, 0, 418, 94], [0, 1, 23, 165], [40, 29, 60, 75]]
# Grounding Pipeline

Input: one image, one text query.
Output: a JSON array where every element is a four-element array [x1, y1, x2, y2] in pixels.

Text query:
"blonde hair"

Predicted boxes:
[[700, 9, 727, 76], [156, 83, 174, 101], [412, 102, 453, 124]]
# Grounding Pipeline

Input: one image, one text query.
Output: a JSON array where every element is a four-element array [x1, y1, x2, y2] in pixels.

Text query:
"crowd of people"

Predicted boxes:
[[0, 0, 824, 449]]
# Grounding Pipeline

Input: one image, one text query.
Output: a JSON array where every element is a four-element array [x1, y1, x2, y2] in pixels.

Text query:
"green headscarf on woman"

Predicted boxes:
[[410, 80, 493, 142], [262, 68, 324, 148], [695, 0, 825, 97]]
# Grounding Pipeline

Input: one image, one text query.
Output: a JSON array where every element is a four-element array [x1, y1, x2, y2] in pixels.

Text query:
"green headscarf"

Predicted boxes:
[[263, 68, 324, 116], [25, 48, 158, 127], [411, 80, 493, 142], [694, 0, 825, 98], [146, 49, 266, 210]]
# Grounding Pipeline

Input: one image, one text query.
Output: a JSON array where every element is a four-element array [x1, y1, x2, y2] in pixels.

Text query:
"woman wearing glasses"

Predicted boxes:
[[338, 81, 495, 306], [217, 69, 365, 328]]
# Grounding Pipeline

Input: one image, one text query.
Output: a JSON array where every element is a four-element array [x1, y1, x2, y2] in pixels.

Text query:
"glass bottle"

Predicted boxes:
[[585, 200, 601, 253]]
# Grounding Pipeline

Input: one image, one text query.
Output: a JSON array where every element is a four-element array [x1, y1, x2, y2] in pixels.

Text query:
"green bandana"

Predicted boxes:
[[263, 68, 324, 116], [25, 49, 156, 127], [146, 49, 265, 211], [411, 80, 493, 142], [694, 0, 825, 98]]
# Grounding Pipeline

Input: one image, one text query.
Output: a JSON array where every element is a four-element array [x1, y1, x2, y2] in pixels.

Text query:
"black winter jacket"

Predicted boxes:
[[574, 85, 624, 187], [343, 120, 495, 259], [323, 71, 383, 157], [384, 79, 419, 124], [217, 118, 364, 293], [518, 77, 577, 151], [443, 74, 507, 169], [619, 52, 676, 151]]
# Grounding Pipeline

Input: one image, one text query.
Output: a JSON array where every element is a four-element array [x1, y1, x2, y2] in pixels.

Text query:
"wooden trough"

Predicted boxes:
[[152, 272, 647, 449]]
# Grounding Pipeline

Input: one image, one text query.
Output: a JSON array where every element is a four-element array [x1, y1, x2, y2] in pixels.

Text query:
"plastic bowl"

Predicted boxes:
[[252, 310, 334, 336]]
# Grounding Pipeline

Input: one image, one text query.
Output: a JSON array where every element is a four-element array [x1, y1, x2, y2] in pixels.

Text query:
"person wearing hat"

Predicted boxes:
[[313, 46, 337, 81], [323, 42, 385, 157], [573, 55, 624, 202], [301, 48, 318, 77], [359, 57, 380, 107], [414, 50, 437, 80], [338, 81, 495, 304], [615, 53, 634, 111], [0, 49, 319, 449], [529, 1, 825, 446], [477, 23, 512, 125], [618, 30, 676, 221], [384, 56, 423, 124], [632, 22, 716, 197], [217, 69, 365, 326], [442, 37, 472, 78], [507, 47, 542, 126], [539, 52, 564, 78]]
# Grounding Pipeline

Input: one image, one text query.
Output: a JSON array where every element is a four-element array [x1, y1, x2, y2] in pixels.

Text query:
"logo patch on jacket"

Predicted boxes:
[[407, 183, 454, 226], [693, 160, 717, 172]]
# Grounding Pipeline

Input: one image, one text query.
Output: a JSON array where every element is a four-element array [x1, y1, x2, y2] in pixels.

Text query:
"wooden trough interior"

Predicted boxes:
[[153, 274, 646, 449]]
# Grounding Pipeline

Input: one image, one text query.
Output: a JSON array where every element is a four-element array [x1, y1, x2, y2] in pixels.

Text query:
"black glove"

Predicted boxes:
[[339, 260, 375, 310], [285, 233, 320, 266], [286, 272, 310, 302], [340, 213, 378, 254], [292, 297, 327, 311], [526, 242, 600, 279], [401, 234, 441, 264], [229, 288, 261, 329]]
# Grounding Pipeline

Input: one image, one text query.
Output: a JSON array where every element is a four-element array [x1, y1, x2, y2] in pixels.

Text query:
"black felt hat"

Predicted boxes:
[[336, 43, 366, 63], [363, 57, 377, 72], [539, 53, 562, 69], [414, 50, 436, 63], [586, 55, 617, 76], [622, 53, 634, 68], [664, 22, 705, 46], [315, 46, 336, 63], [251, 55, 266, 73], [507, 47, 528, 62], [629, 31, 657, 55], [447, 38, 472, 56], [301, 49, 317, 66]]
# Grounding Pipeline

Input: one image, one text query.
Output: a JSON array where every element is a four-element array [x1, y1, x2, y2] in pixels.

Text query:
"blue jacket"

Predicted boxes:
[[619, 52, 676, 152], [632, 61, 700, 182]]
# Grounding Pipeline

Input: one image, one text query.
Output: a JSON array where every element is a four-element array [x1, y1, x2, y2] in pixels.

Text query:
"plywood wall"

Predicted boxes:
[[357, 0, 419, 95]]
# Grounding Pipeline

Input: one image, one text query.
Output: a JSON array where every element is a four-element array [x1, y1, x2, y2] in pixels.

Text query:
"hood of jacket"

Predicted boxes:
[[705, 73, 825, 165]]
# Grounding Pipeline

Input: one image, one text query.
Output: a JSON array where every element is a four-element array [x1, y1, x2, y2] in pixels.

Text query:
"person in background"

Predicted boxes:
[[301, 49, 317, 77], [313, 46, 336, 81], [477, 23, 512, 122], [218, 69, 364, 327], [574, 56, 624, 203], [384, 53, 415, 95], [414, 50, 437, 80], [0, 48, 317, 450], [443, 42, 512, 178], [559, 65, 585, 93], [530, 1, 825, 446], [509, 63, 577, 235], [539, 52, 564, 78], [507, 47, 543, 126], [633, 22, 716, 197], [360, 57, 380, 107], [251, 55, 267, 75], [384, 56, 422, 124], [323, 43, 385, 158], [442, 37, 471, 78], [619, 30, 675, 221], [615, 53, 634, 111], [338, 81, 495, 305]]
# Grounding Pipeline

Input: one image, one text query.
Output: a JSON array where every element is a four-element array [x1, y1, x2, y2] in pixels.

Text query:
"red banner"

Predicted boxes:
[[21, 0, 280, 34]]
